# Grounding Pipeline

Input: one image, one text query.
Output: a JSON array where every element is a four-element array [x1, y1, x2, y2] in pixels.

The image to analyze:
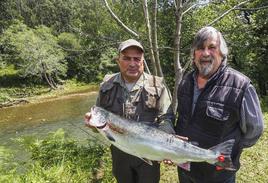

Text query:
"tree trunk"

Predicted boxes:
[[43, 72, 57, 90], [152, 0, 163, 77], [41, 63, 57, 90], [142, 0, 158, 75], [50, 74, 58, 89], [172, 0, 184, 114]]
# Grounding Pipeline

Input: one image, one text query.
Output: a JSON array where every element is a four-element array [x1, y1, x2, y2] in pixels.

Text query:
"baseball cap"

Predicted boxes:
[[118, 39, 144, 53]]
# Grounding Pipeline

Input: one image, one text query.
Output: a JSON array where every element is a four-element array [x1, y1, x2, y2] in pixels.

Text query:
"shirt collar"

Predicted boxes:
[[113, 72, 145, 91]]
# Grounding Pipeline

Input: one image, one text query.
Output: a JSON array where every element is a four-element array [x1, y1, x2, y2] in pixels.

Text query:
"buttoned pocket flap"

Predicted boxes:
[[144, 86, 161, 97], [100, 82, 114, 93], [206, 104, 230, 121]]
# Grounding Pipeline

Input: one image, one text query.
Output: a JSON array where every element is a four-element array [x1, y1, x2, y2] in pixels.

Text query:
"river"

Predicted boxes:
[[0, 91, 99, 156]]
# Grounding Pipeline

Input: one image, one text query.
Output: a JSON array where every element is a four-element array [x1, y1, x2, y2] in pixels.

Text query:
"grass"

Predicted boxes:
[[0, 111, 267, 183], [236, 112, 268, 183], [159, 111, 268, 183], [0, 129, 115, 183]]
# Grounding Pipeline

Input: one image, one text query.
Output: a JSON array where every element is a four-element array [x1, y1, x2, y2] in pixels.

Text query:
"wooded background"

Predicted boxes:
[[0, 0, 267, 99]]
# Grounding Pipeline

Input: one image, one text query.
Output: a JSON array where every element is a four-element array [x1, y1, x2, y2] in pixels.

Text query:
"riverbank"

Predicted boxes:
[[0, 80, 99, 108]]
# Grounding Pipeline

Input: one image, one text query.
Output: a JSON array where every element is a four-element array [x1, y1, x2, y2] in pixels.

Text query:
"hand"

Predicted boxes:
[[175, 135, 188, 141], [163, 159, 174, 165], [84, 112, 94, 128]]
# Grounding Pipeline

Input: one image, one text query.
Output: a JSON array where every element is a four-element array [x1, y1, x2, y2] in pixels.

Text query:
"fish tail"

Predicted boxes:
[[209, 139, 236, 171]]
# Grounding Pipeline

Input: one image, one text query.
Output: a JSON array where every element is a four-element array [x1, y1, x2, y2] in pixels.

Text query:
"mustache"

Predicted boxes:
[[200, 57, 213, 63]]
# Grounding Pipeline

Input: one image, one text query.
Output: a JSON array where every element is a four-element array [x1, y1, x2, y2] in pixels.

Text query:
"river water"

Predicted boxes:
[[0, 92, 99, 154]]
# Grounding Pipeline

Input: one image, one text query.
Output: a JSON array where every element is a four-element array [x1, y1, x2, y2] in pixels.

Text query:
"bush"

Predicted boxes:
[[1, 129, 115, 183], [261, 96, 268, 112]]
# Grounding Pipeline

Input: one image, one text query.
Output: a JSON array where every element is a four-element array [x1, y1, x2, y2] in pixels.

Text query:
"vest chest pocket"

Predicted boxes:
[[143, 86, 161, 110], [99, 83, 114, 108], [206, 104, 230, 121]]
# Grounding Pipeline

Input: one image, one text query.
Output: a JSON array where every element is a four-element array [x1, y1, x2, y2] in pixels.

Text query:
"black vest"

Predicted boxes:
[[175, 65, 250, 182]]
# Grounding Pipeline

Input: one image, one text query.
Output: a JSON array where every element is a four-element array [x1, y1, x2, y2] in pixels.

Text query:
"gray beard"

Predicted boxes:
[[199, 62, 213, 77]]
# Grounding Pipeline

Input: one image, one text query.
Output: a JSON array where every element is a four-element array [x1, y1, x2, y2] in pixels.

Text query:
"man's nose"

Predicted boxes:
[[202, 48, 210, 56], [128, 60, 137, 67]]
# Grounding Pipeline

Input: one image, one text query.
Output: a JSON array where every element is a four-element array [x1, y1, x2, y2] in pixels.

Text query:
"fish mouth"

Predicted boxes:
[[91, 105, 107, 129], [96, 123, 107, 129]]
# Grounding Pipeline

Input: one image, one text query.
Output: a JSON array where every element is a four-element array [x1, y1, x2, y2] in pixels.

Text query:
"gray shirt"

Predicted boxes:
[[192, 77, 264, 148]]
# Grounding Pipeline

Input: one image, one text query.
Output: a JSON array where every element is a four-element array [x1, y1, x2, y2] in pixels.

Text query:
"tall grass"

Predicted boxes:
[[0, 129, 115, 183]]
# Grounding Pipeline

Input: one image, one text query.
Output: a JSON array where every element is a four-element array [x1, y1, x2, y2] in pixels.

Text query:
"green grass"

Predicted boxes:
[[0, 112, 267, 183], [236, 112, 268, 183], [0, 129, 115, 183], [159, 111, 268, 183]]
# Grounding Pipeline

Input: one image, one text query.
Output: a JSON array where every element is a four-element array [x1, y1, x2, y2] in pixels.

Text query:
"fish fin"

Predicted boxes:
[[104, 131, 115, 142], [177, 162, 191, 171], [210, 139, 236, 171], [140, 158, 153, 166]]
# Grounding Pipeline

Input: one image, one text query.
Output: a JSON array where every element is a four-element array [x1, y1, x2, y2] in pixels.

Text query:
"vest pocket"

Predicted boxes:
[[143, 86, 161, 109], [206, 104, 230, 121], [99, 83, 114, 108]]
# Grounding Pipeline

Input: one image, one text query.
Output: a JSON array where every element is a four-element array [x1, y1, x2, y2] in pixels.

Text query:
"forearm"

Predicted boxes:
[[239, 85, 264, 148]]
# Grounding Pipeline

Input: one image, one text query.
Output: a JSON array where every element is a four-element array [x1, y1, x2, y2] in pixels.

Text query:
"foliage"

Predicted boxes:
[[189, 0, 268, 96], [58, 32, 82, 78], [0, 93, 11, 103], [0, 146, 18, 182], [99, 47, 119, 76], [0, 129, 115, 183], [0, 0, 267, 95], [260, 96, 268, 113], [58, 32, 81, 51], [18, 129, 104, 173], [0, 20, 67, 89]]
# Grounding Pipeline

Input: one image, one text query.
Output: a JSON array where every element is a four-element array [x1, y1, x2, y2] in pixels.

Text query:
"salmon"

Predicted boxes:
[[89, 106, 235, 171]]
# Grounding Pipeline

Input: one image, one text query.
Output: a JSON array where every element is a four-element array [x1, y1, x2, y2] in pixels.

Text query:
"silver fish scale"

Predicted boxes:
[[91, 106, 232, 167]]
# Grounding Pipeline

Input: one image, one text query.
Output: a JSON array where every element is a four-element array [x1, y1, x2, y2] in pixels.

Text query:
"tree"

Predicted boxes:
[[0, 0, 266, 96], [102, 0, 268, 112], [0, 21, 67, 89]]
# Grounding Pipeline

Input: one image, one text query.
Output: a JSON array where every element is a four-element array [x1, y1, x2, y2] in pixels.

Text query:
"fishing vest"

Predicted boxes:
[[97, 73, 164, 124], [175, 65, 251, 182]]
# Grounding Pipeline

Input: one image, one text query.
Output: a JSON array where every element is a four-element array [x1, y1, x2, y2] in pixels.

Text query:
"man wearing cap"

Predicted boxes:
[[85, 39, 174, 183]]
